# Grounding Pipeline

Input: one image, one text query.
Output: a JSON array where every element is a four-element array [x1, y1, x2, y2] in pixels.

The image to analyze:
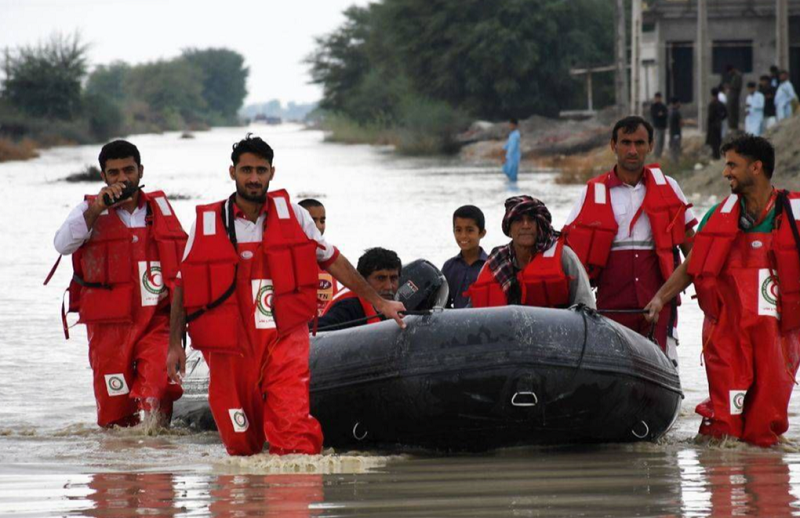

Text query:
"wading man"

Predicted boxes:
[[645, 135, 800, 446], [52, 140, 187, 428], [167, 135, 405, 456], [563, 116, 697, 364]]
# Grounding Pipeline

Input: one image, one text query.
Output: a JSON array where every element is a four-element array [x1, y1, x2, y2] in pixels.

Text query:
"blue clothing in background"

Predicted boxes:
[[503, 129, 521, 181], [442, 248, 488, 308]]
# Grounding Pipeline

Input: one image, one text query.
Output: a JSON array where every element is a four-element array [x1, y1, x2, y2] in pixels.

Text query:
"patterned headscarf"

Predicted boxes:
[[487, 196, 560, 303]]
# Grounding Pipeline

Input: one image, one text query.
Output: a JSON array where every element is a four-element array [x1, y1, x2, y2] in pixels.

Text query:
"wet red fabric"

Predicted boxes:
[[87, 228, 182, 427], [694, 231, 800, 446], [203, 241, 323, 456]]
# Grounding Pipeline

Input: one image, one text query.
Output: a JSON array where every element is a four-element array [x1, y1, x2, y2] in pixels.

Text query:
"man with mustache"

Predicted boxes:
[[645, 135, 800, 446], [167, 134, 405, 456], [51, 139, 187, 428], [317, 247, 402, 330], [562, 116, 696, 365]]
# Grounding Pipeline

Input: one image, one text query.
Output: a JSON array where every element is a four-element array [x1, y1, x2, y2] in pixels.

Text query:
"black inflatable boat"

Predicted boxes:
[[174, 305, 682, 452]]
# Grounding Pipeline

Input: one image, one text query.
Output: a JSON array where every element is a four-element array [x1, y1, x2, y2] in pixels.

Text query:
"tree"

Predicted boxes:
[[125, 58, 206, 126], [1, 33, 88, 120], [182, 48, 248, 122], [85, 62, 130, 103]]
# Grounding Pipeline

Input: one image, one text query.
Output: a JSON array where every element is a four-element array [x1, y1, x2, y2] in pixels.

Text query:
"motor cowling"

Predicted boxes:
[[395, 259, 449, 311]]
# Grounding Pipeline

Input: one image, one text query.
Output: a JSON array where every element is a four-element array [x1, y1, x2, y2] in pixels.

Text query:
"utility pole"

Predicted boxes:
[[615, 0, 630, 116], [776, 0, 789, 71], [697, 0, 709, 133], [630, 0, 643, 116]]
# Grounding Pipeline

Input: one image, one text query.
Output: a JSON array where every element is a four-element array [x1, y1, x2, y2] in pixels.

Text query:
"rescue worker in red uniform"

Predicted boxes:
[[318, 247, 402, 330], [51, 140, 187, 428], [166, 135, 406, 456], [563, 116, 697, 361], [298, 198, 340, 317], [645, 135, 800, 446], [469, 196, 594, 309]]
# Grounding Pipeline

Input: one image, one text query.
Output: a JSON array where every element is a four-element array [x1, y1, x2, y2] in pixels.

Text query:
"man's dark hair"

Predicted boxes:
[[711, 87, 719, 96], [654, 92, 662, 98], [98, 140, 141, 171], [720, 134, 775, 179], [299, 198, 324, 210], [760, 75, 771, 82], [747, 81, 757, 89], [611, 115, 654, 143], [670, 97, 680, 105], [510, 117, 519, 125], [231, 133, 274, 166], [357, 247, 402, 278], [771, 65, 779, 74], [453, 205, 485, 232]]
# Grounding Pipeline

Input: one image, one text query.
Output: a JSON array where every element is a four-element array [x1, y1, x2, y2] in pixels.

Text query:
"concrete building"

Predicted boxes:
[[643, 0, 800, 118]]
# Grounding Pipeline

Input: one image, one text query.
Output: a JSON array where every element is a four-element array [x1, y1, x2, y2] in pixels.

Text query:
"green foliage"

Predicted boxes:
[[182, 48, 249, 122], [125, 59, 207, 126], [85, 62, 130, 102]]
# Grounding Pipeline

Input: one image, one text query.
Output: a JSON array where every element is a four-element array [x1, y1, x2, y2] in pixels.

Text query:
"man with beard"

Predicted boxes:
[[317, 247, 402, 330], [167, 134, 405, 456], [562, 116, 696, 366], [645, 135, 800, 446], [52, 140, 187, 428]]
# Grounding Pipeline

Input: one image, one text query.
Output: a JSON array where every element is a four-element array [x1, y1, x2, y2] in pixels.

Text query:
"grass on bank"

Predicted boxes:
[[0, 138, 39, 162]]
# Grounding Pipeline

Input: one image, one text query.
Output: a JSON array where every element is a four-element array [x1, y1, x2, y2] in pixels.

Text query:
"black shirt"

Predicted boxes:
[[316, 297, 374, 331], [669, 108, 682, 137], [761, 85, 777, 117], [650, 102, 668, 129]]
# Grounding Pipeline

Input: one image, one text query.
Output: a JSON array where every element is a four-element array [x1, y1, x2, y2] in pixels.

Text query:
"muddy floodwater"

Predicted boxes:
[[2, 125, 800, 517]]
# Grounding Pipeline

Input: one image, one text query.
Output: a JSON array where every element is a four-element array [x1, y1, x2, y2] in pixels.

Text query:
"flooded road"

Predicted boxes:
[[2, 124, 800, 516]]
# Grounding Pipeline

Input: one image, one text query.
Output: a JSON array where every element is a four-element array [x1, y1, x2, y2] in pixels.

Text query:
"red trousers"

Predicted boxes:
[[204, 326, 323, 456], [87, 312, 182, 427]]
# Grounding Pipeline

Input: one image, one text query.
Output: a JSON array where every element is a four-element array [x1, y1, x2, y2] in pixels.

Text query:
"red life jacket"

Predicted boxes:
[[563, 164, 689, 282], [181, 191, 319, 352], [63, 191, 186, 328], [468, 238, 571, 308], [688, 191, 800, 333], [321, 288, 380, 324]]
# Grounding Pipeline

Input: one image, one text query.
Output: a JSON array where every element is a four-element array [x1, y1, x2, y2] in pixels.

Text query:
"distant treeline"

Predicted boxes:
[[0, 33, 248, 156], [307, 0, 616, 154]]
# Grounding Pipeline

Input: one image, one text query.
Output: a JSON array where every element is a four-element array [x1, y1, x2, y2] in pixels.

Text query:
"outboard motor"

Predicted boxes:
[[395, 259, 449, 311]]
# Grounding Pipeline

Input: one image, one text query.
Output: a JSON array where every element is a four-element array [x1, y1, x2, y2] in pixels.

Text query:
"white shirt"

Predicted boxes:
[[181, 198, 336, 264], [718, 92, 727, 104], [54, 201, 149, 255], [565, 172, 697, 251]]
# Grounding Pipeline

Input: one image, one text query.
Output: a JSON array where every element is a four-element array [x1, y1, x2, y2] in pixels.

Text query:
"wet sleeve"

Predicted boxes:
[[292, 202, 339, 267], [562, 245, 596, 309], [53, 201, 91, 255]]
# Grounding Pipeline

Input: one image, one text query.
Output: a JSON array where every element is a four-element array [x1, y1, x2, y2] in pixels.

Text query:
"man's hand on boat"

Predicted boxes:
[[375, 298, 407, 329], [643, 295, 664, 323]]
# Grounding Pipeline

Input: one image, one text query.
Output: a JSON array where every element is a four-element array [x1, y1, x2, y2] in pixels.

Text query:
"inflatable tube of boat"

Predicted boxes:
[[175, 305, 682, 452]]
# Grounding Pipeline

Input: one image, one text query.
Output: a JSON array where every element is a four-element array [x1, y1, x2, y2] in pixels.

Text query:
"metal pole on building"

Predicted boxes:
[[631, 0, 643, 116], [777, 0, 789, 71], [697, 0, 709, 133], [615, 0, 630, 116]]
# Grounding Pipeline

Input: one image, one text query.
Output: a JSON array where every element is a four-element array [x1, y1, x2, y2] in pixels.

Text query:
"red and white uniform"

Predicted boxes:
[[180, 191, 338, 456], [53, 191, 187, 427], [563, 165, 696, 353], [689, 193, 800, 446]]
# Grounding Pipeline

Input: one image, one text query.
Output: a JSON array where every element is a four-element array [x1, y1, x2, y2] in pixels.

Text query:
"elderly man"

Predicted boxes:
[[468, 196, 594, 309]]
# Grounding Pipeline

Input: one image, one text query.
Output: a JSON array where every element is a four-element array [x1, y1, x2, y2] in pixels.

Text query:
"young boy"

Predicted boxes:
[[299, 198, 337, 316], [442, 205, 488, 308]]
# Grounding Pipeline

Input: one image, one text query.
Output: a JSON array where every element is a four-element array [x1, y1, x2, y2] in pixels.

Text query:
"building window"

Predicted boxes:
[[712, 40, 753, 74]]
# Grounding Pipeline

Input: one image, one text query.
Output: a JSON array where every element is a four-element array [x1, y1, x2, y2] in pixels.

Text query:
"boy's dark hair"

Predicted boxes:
[[231, 133, 274, 166], [299, 198, 324, 210], [98, 140, 141, 171], [747, 81, 757, 89], [760, 75, 771, 82], [453, 205, 485, 232], [357, 247, 402, 278], [720, 134, 775, 179], [654, 92, 662, 98], [711, 87, 719, 96], [510, 117, 519, 125], [611, 116, 654, 143]]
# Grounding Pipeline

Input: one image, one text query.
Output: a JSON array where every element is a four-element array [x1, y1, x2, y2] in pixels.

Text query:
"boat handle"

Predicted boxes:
[[632, 420, 650, 439], [353, 422, 368, 441], [511, 391, 538, 407]]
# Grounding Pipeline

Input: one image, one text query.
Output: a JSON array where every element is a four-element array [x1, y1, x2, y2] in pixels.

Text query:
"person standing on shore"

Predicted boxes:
[[744, 82, 765, 136], [644, 135, 800, 447], [707, 87, 727, 160], [760, 75, 777, 130], [668, 98, 683, 163], [502, 118, 521, 182], [51, 140, 187, 428], [650, 92, 668, 159], [167, 134, 406, 456], [724, 65, 743, 131], [562, 116, 696, 365], [775, 70, 798, 122]]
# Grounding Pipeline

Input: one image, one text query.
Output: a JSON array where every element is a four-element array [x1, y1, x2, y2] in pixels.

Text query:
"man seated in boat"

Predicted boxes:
[[468, 196, 595, 309], [317, 247, 402, 330]]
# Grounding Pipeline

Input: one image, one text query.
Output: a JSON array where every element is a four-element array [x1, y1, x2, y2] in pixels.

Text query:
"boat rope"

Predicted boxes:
[[315, 309, 432, 332]]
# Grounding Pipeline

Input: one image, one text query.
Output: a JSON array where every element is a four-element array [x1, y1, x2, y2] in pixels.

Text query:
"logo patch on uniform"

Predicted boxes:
[[751, 240, 763, 249], [228, 408, 249, 432], [318, 273, 334, 303], [251, 279, 276, 329], [240, 250, 254, 260], [729, 390, 746, 415], [138, 261, 165, 307], [105, 374, 129, 396], [758, 269, 780, 319]]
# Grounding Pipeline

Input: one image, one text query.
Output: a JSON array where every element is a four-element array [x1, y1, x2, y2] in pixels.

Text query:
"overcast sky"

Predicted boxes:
[[0, 0, 369, 106]]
